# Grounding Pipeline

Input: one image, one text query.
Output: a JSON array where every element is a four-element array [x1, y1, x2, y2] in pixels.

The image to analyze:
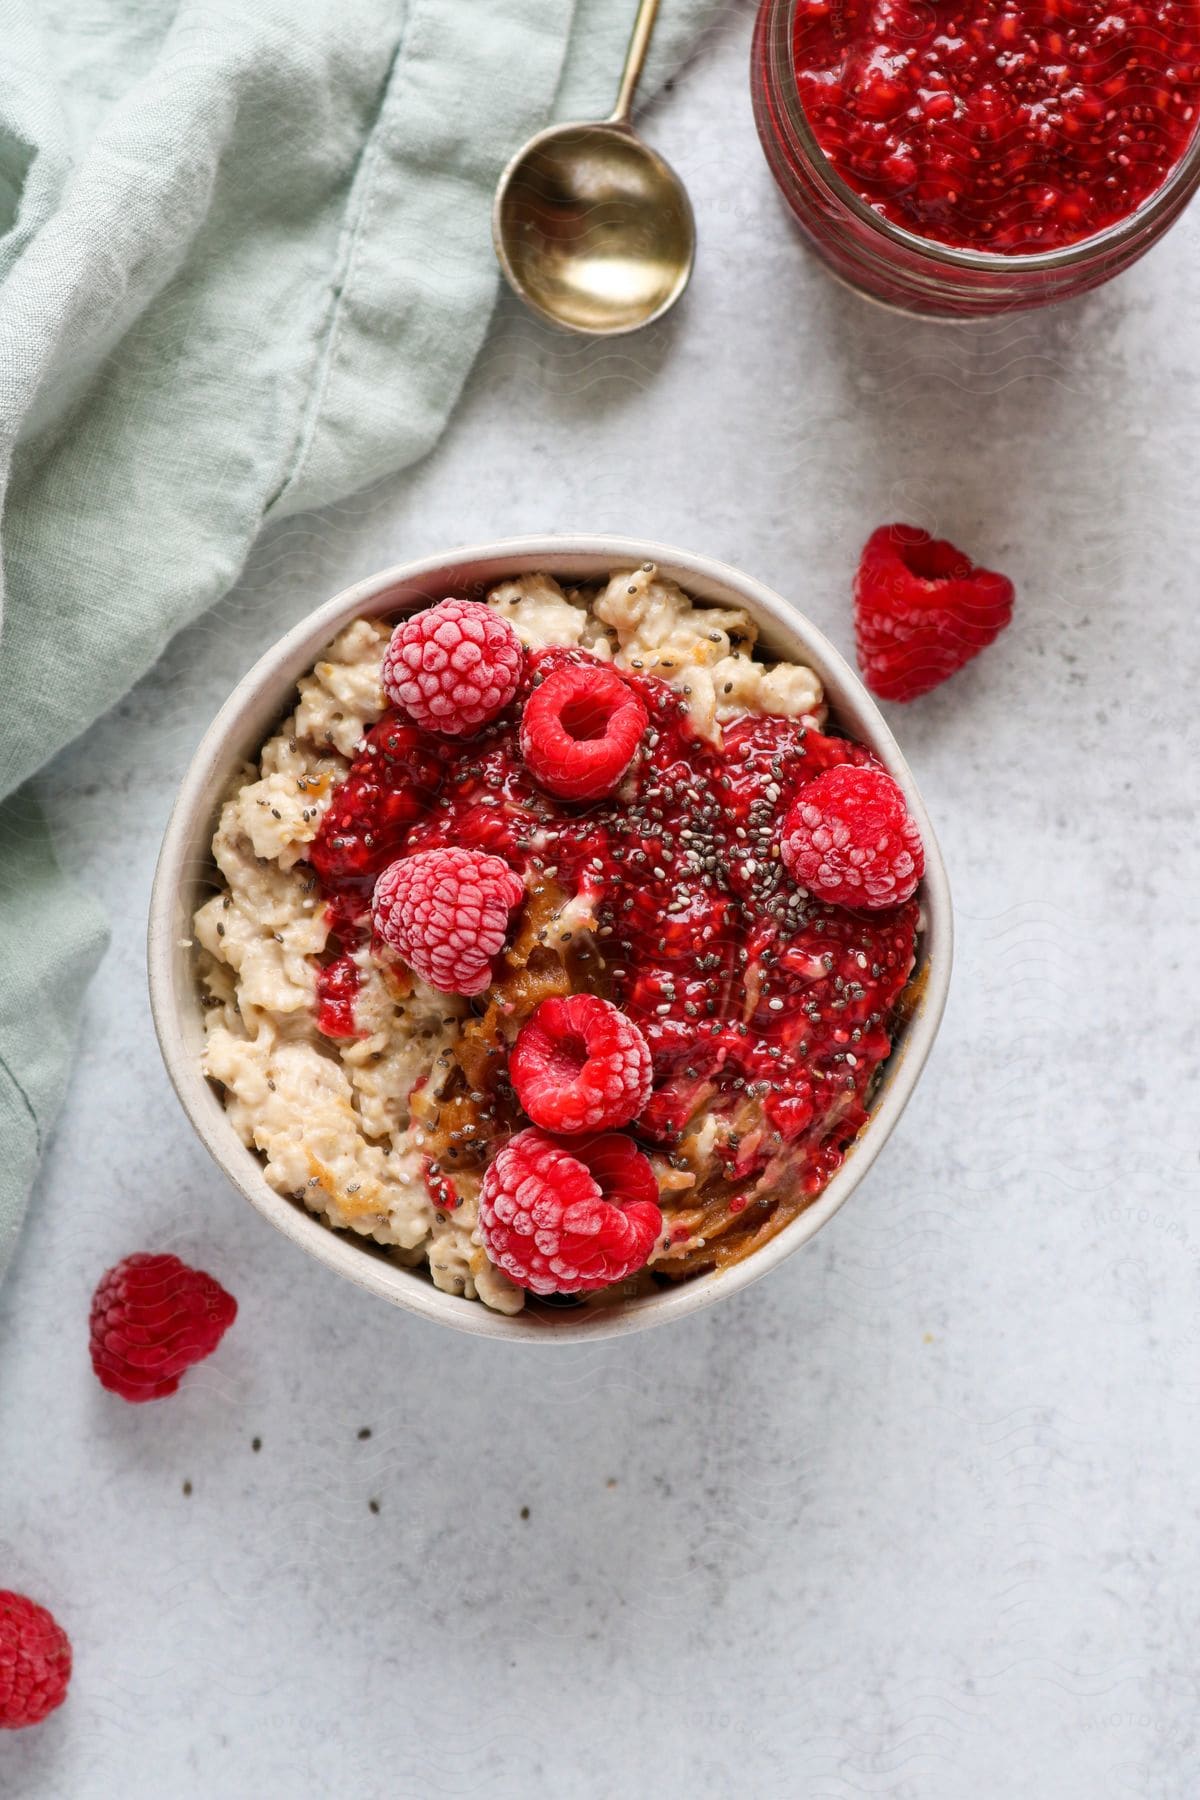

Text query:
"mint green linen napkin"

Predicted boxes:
[[0, 0, 720, 1279]]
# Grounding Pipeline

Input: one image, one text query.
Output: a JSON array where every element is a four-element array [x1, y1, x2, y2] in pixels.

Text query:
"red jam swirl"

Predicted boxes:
[[314, 954, 364, 1040], [792, 0, 1200, 251], [309, 647, 918, 1203]]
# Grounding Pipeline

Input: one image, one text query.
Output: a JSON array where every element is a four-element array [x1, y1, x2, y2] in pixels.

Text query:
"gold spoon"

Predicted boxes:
[[492, 0, 696, 337]]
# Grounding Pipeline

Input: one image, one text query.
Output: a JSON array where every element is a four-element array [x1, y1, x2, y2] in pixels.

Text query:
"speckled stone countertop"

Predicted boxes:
[[3, 8, 1200, 1797]]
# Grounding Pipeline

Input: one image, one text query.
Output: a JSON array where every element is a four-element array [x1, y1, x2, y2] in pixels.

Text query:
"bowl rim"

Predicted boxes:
[[148, 533, 953, 1342]]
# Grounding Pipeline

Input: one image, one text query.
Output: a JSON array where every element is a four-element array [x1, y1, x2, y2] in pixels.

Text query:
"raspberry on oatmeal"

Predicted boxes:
[[781, 765, 924, 910], [382, 598, 523, 736], [519, 660, 648, 801], [479, 1128, 662, 1295], [372, 846, 525, 997]]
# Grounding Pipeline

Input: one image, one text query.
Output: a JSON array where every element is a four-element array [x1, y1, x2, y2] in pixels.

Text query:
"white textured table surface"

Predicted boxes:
[[4, 9, 1200, 1797]]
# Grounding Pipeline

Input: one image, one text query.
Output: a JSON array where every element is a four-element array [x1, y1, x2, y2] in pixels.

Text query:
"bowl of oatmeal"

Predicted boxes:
[[149, 536, 951, 1340]]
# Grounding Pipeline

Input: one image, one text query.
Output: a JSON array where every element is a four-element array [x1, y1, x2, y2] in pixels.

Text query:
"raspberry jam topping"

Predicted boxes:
[[309, 719, 444, 899], [792, 0, 1200, 251], [315, 953, 363, 1039], [479, 1128, 663, 1295], [309, 647, 918, 1275]]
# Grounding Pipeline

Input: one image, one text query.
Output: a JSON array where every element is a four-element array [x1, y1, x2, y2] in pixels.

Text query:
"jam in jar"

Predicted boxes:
[[752, 0, 1200, 314]]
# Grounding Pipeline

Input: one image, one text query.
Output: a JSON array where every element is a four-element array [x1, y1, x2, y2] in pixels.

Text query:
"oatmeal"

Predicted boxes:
[[195, 567, 920, 1314]]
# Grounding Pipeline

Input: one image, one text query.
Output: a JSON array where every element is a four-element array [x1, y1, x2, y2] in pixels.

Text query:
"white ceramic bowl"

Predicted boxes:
[[148, 536, 952, 1341]]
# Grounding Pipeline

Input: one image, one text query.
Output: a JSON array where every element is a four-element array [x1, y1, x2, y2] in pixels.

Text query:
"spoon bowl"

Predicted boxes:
[[492, 0, 696, 336], [493, 119, 694, 336]]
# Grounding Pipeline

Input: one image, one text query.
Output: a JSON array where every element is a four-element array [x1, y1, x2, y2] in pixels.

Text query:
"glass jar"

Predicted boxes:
[[751, 0, 1200, 318]]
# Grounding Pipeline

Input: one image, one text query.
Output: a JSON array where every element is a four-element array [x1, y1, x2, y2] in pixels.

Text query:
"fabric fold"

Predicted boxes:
[[0, 789, 109, 1272], [274, 0, 578, 516]]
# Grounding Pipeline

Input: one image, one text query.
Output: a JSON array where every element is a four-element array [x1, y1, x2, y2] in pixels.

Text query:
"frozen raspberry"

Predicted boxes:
[[781, 764, 924, 910], [382, 599, 523, 736], [519, 662, 647, 802], [854, 523, 1014, 702], [479, 1128, 661, 1295], [0, 1592, 71, 1729], [372, 846, 524, 996], [89, 1253, 237, 1403], [510, 994, 652, 1135]]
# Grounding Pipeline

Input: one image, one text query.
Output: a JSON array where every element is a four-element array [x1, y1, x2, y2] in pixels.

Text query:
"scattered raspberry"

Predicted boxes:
[[510, 994, 653, 1135], [519, 661, 647, 802], [854, 523, 1014, 702], [382, 599, 523, 736], [0, 1592, 71, 1729], [479, 1128, 662, 1294], [89, 1254, 237, 1402], [781, 764, 924, 910], [372, 846, 524, 996]]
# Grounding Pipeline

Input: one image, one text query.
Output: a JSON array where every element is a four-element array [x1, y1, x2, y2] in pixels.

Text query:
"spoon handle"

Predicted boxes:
[[609, 0, 663, 124]]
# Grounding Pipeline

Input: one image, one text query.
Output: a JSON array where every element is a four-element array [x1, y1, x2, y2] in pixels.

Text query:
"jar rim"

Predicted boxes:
[[759, 0, 1200, 274]]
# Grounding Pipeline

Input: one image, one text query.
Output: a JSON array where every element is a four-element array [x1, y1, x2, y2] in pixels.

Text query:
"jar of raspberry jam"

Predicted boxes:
[[752, 0, 1200, 316]]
